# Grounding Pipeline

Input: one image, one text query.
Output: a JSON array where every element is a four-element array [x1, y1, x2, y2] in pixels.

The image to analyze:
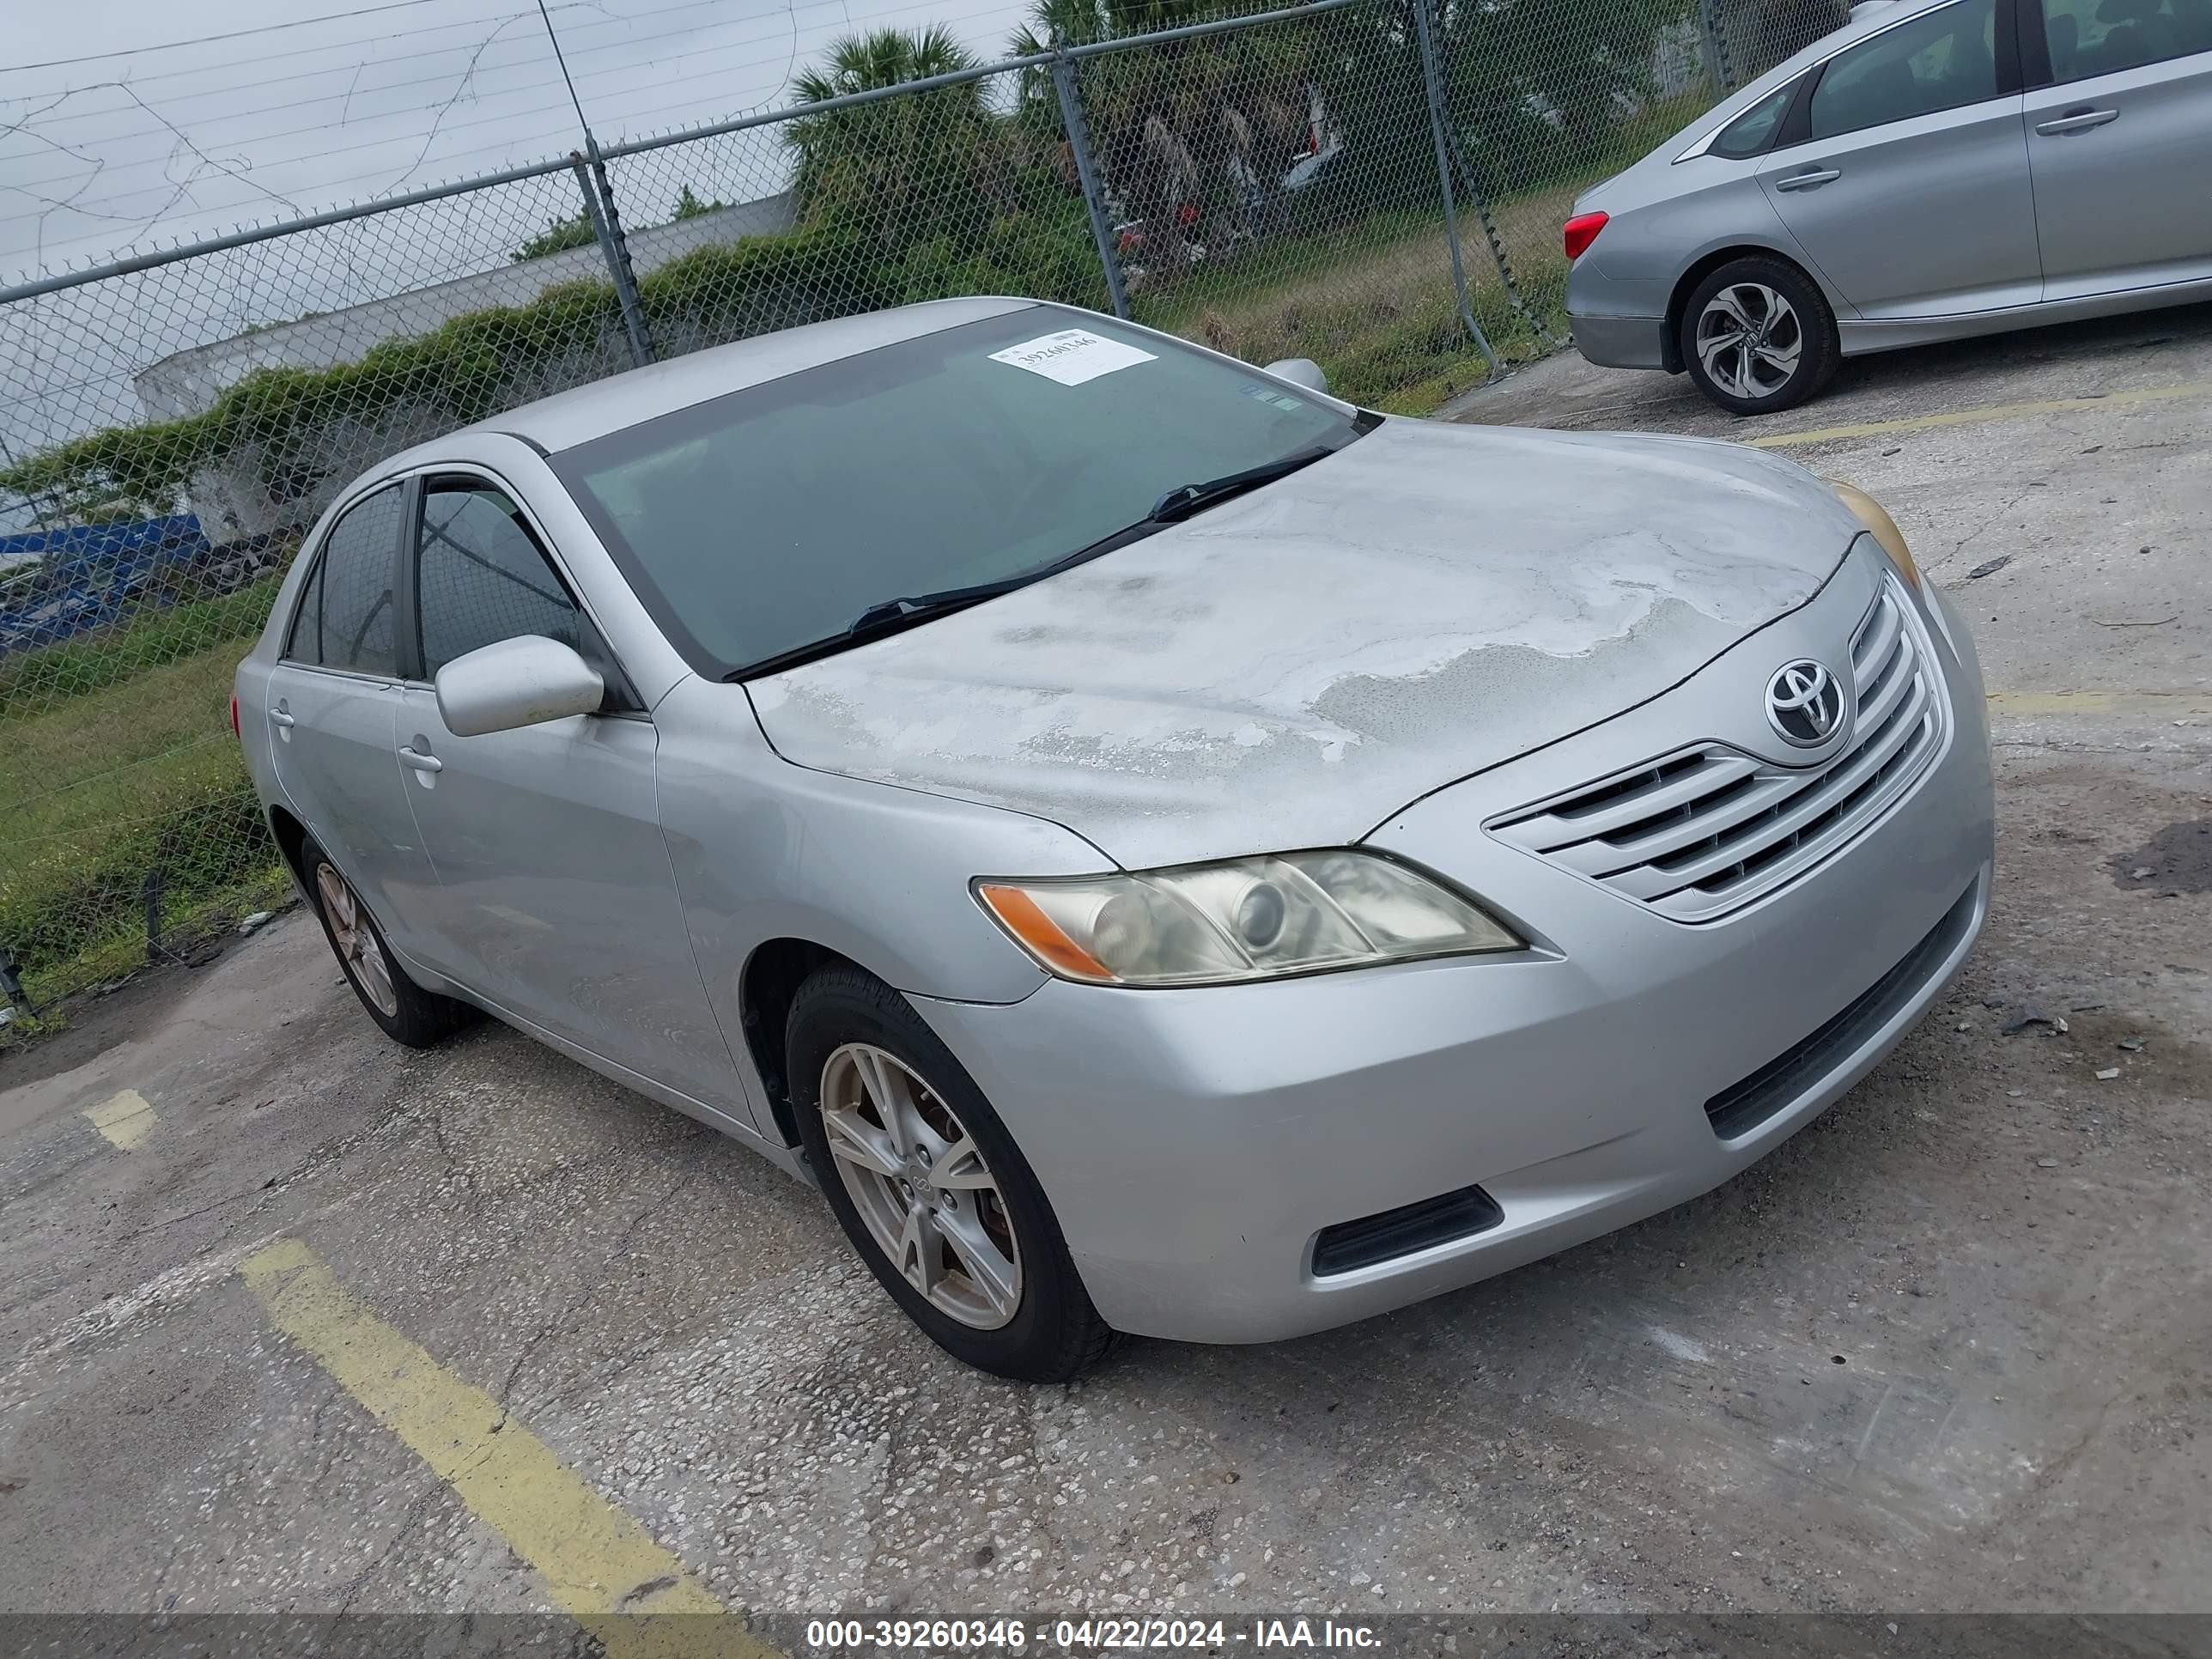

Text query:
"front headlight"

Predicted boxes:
[[975, 852, 1522, 987], [1826, 479, 1921, 590]]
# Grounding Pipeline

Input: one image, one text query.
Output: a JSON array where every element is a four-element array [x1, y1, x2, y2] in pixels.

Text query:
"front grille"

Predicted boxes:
[[1311, 1184, 1504, 1277], [1489, 577, 1943, 923], [1705, 881, 1979, 1139]]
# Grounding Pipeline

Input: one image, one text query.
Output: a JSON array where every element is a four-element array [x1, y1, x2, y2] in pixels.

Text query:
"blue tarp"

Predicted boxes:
[[0, 514, 213, 658]]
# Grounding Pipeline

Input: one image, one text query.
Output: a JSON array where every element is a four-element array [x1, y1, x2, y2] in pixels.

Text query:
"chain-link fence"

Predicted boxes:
[[0, 0, 1845, 1035]]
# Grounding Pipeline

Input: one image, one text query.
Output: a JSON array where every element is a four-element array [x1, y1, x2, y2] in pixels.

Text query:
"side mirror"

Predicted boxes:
[[434, 635, 604, 738], [1263, 357, 1330, 395]]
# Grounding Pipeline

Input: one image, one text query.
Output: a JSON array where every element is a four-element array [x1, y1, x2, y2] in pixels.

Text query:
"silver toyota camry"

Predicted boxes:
[[1565, 0, 2212, 412], [234, 297, 1995, 1381]]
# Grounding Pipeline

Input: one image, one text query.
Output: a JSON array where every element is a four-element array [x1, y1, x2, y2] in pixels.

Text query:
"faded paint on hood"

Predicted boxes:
[[747, 418, 1863, 869]]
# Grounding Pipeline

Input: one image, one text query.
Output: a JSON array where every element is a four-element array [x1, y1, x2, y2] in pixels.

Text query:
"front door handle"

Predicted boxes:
[[1773, 167, 1842, 191], [2035, 106, 2118, 135], [398, 745, 443, 774]]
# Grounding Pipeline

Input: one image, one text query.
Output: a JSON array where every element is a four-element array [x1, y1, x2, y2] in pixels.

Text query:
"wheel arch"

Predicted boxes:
[[1663, 243, 1827, 374], [739, 937, 871, 1148], [267, 804, 311, 891]]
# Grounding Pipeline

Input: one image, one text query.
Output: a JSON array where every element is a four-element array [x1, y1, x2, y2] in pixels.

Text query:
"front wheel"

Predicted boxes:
[[1680, 256, 1840, 416], [787, 967, 1115, 1382]]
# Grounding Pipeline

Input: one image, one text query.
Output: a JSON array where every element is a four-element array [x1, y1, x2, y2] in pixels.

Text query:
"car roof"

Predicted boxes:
[[455, 295, 1042, 456]]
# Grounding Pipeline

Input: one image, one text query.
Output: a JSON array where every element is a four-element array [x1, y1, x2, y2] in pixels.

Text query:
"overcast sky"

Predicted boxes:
[[1, 0, 1036, 282]]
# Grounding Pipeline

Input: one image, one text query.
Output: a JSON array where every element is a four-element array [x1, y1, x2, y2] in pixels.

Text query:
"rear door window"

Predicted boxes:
[[284, 485, 403, 675], [2039, 0, 2212, 79], [1809, 0, 2002, 138]]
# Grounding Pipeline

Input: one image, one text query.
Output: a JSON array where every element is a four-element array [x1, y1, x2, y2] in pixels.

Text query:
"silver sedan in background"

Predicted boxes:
[[236, 298, 1994, 1381], [1565, 0, 2212, 411]]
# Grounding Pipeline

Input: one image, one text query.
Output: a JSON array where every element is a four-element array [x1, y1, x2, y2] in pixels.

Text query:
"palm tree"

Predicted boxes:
[[1008, 0, 1314, 282], [786, 26, 1007, 252]]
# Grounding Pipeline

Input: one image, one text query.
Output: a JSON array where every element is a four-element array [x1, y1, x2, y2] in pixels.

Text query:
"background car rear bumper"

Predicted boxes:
[[1568, 309, 1669, 370], [913, 583, 1995, 1346]]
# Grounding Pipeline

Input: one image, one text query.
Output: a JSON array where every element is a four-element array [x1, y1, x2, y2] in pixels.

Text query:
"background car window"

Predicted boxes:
[[2042, 0, 2212, 79], [1711, 82, 1797, 156], [1809, 0, 2000, 139], [285, 485, 401, 674], [415, 484, 580, 678]]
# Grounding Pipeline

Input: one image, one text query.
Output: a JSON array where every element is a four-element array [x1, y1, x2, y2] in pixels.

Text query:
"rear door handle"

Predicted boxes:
[[1773, 167, 1841, 191], [398, 745, 442, 774], [2035, 106, 2118, 135], [270, 709, 296, 728]]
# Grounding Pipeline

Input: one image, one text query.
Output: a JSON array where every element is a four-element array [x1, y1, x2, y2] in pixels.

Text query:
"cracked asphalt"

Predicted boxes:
[[3, 306, 2209, 1624]]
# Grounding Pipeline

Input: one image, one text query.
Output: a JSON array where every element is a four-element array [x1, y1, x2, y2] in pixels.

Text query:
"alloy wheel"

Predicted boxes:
[[818, 1042, 1024, 1330], [315, 860, 398, 1019], [1694, 283, 1802, 401]]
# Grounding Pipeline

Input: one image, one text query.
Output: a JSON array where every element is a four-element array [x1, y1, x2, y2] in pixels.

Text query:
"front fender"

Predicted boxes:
[[653, 674, 1114, 1021]]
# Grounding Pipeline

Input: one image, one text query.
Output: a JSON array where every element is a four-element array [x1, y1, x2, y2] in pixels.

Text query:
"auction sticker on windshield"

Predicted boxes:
[[988, 328, 1157, 386]]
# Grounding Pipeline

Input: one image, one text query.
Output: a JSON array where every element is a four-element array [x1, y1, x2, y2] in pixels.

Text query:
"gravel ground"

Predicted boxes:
[[3, 306, 2208, 1625]]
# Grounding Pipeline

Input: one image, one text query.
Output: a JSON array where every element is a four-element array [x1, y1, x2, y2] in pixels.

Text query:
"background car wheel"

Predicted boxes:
[[1680, 256, 1839, 416], [299, 835, 472, 1048], [787, 966, 1116, 1382]]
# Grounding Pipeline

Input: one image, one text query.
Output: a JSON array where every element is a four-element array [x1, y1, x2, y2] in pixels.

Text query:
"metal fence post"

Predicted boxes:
[[570, 143, 656, 367], [1409, 0, 1500, 377], [1051, 54, 1132, 322], [1699, 0, 1738, 94]]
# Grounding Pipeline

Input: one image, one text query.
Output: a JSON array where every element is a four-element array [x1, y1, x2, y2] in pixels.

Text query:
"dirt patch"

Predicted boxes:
[[0, 913, 294, 1089], [2109, 819, 2212, 893]]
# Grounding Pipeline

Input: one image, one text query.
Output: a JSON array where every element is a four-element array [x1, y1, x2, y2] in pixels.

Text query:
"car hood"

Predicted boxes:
[[747, 417, 1863, 869]]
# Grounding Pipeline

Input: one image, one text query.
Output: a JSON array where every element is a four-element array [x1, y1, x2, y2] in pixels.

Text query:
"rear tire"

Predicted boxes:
[[787, 966, 1116, 1382], [300, 835, 472, 1048], [1680, 255, 1839, 416]]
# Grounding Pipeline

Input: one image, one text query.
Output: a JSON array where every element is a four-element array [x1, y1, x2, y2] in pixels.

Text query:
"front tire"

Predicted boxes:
[[300, 836, 472, 1048], [787, 967, 1116, 1382], [1680, 255, 1839, 416]]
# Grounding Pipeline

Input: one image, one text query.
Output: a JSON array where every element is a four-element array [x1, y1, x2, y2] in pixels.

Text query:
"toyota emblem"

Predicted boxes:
[[1765, 659, 1846, 747]]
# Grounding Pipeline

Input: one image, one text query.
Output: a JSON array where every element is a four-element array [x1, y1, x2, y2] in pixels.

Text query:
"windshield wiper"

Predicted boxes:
[[727, 430, 1372, 681], [1147, 443, 1341, 525], [728, 579, 1027, 678]]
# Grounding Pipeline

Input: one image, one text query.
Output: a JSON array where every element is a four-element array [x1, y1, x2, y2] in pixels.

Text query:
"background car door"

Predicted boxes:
[[2021, 0, 2212, 298], [392, 474, 742, 1108], [264, 483, 441, 959], [1757, 0, 2042, 317]]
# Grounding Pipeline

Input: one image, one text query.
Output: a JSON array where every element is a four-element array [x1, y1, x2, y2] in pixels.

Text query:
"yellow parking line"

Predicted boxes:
[[84, 1089, 157, 1152], [1748, 380, 2212, 448], [240, 1240, 774, 1659], [1988, 689, 2212, 721]]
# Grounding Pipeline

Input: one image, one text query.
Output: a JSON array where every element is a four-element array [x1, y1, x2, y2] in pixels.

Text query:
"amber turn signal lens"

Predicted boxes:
[[975, 884, 1115, 982], [1827, 480, 1920, 591]]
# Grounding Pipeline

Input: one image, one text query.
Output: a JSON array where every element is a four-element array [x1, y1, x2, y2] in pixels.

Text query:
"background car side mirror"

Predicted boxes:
[[1263, 357, 1331, 395], [434, 635, 605, 738]]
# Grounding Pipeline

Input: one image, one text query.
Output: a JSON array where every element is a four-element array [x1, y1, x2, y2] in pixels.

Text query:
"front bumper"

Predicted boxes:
[[913, 576, 1995, 1345]]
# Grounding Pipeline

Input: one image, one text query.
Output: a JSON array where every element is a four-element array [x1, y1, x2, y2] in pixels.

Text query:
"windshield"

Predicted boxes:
[[550, 306, 1367, 678]]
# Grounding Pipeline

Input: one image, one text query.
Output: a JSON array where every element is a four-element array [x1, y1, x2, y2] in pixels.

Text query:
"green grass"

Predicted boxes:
[[0, 628, 287, 1018]]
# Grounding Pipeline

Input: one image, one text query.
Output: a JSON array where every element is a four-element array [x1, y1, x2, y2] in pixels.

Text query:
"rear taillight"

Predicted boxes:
[[1563, 211, 1609, 262], [230, 694, 241, 739]]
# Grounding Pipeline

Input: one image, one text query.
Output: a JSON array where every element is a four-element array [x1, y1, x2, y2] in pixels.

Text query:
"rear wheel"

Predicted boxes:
[[1680, 256, 1839, 416], [301, 836, 472, 1048], [787, 966, 1115, 1382]]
